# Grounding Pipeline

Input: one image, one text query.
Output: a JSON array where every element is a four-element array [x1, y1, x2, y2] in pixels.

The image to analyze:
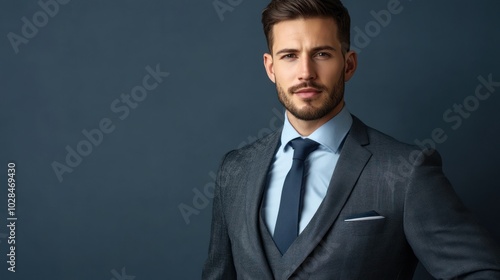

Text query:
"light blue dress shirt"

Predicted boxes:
[[262, 106, 353, 235]]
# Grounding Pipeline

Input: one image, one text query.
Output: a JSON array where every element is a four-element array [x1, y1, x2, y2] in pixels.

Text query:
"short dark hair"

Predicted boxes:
[[262, 0, 351, 53]]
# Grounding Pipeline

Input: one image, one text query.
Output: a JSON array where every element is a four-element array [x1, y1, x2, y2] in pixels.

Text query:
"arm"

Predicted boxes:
[[202, 154, 237, 280], [403, 150, 500, 279]]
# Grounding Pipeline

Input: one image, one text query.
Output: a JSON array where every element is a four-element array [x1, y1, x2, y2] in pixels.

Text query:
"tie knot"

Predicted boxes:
[[289, 138, 319, 161]]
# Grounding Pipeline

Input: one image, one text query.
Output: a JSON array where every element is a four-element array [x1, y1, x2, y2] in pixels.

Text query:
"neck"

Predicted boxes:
[[287, 102, 344, 136]]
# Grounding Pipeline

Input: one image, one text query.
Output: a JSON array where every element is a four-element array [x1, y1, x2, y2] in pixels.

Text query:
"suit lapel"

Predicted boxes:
[[281, 116, 373, 278], [244, 129, 282, 277]]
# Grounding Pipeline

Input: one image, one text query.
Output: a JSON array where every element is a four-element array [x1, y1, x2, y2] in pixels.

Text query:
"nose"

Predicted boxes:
[[298, 57, 316, 81]]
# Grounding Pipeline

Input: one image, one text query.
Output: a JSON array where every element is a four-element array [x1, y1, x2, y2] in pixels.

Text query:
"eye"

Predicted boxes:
[[281, 53, 297, 60], [315, 52, 332, 59]]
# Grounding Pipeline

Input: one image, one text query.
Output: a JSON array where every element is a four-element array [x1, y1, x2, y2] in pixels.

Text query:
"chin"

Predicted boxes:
[[295, 99, 323, 109]]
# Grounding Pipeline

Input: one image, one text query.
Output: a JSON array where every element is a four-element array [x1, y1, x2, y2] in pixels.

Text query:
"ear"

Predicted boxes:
[[343, 50, 358, 82], [263, 53, 276, 83]]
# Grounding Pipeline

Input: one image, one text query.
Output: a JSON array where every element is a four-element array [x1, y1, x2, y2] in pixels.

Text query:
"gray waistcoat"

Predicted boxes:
[[259, 211, 295, 280]]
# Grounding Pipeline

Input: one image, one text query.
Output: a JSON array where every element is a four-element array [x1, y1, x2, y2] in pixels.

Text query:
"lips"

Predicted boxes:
[[294, 88, 322, 99]]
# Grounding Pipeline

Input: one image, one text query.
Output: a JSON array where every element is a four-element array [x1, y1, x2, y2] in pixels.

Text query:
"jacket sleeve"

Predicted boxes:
[[202, 153, 237, 279], [403, 149, 500, 279]]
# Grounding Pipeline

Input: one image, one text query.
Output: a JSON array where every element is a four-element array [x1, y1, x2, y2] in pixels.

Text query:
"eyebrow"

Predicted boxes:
[[275, 45, 337, 56]]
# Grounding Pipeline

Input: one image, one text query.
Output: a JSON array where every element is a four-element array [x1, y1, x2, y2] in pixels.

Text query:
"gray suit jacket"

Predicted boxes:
[[202, 116, 500, 279]]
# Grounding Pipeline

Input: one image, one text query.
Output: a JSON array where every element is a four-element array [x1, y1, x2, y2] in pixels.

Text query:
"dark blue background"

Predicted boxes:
[[1, 0, 499, 279]]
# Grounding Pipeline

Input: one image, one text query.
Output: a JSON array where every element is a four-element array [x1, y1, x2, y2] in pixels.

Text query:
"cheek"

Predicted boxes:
[[319, 65, 344, 83], [274, 71, 296, 87], [275, 61, 300, 78], [274, 71, 290, 87]]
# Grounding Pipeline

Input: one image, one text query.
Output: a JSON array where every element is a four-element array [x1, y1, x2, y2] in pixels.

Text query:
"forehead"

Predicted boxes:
[[271, 17, 339, 52]]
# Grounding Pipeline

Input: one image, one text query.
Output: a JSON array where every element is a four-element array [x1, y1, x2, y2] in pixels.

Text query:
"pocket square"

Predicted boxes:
[[344, 210, 385, 222]]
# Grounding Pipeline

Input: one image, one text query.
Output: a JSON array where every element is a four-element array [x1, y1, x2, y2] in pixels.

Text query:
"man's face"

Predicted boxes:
[[264, 17, 356, 122]]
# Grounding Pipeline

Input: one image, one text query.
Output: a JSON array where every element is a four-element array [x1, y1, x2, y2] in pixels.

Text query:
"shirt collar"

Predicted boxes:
[[280, 106, 353, 154]]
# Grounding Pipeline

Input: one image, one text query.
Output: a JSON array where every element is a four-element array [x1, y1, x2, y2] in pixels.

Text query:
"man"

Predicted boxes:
[[202, 0, 500, 279]]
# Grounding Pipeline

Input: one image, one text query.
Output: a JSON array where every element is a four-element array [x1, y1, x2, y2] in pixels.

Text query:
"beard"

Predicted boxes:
[[276, 71, 345, 121]]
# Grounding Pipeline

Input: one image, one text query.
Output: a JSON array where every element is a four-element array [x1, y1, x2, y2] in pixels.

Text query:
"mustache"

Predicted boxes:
[[288, 81, 327, 94]]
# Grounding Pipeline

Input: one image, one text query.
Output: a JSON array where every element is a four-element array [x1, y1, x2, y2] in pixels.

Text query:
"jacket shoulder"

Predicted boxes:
[[351, 116, 443, 167], [222, 129, 281, 164]]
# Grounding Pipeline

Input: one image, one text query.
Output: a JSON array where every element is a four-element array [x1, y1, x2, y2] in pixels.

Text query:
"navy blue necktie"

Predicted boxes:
[[273, 138, 319, 255]]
